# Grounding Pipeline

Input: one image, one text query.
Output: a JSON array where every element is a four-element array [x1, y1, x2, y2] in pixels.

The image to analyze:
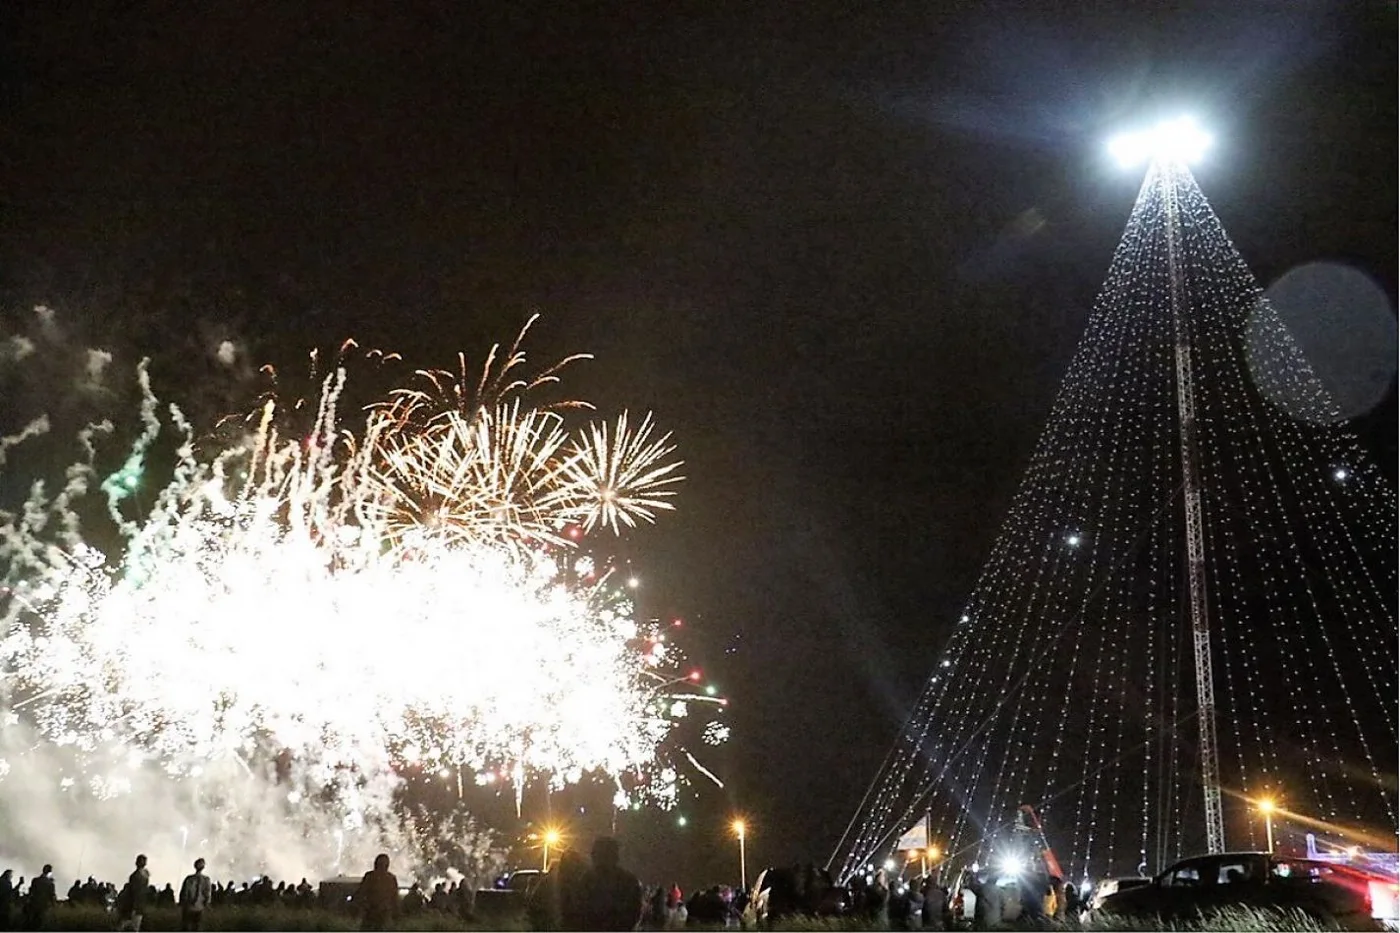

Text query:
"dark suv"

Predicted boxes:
[[1100, 852, 1381, 925]]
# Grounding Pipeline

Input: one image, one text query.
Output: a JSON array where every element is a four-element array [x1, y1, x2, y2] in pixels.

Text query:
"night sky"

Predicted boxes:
[[3, 1, 1395, 888]]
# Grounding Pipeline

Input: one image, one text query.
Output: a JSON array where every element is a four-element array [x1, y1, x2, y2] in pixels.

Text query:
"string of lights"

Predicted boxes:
[[834, 150, 1396, 885]]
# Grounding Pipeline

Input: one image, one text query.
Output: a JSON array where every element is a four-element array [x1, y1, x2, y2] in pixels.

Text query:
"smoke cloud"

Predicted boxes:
[[0, 721, 409, 886]]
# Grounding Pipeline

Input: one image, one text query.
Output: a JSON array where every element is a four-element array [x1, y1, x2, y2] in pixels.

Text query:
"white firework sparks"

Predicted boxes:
[[0, 328, 718, 878]]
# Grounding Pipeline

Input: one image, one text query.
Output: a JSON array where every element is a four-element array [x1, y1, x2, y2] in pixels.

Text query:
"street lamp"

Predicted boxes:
[[732, 819, 747, 891], [1256, 798, 1276, 853], [542, 828, 562, 872]]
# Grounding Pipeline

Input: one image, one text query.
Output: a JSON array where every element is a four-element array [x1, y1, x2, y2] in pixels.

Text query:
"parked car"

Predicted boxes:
[[1083, 876, 1150, 917], [473, 869, 545, 921], [1100, 852, 1396, 926], [316, 876, 414, 912]]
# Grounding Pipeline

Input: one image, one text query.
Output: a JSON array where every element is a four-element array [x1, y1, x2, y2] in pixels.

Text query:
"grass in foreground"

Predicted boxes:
[[36, 905, 525, 932], [29, 903, 1387, 931]]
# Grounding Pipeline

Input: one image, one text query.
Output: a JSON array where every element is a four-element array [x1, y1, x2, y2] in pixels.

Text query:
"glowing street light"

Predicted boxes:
[[732, 819, 748, 891], [541, 827, 563, 872], [908, 846, 941, 876], [1256, 798, 1277, 852], [1108, 116, 1212, 169]]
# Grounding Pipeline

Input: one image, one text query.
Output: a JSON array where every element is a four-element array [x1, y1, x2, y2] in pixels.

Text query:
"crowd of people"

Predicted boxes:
[[631, 861, 1085, 931], [637, 864, 949, 930], [0, 843, 1073, 931], [0, 853, 326, 931], [401, 876, 476, 920], [0, 865, 57, 931], [0, 836, 649, 932]]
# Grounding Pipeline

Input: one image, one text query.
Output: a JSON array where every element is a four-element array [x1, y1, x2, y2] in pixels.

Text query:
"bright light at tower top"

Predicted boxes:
[[1108, 116, 1212, 168]]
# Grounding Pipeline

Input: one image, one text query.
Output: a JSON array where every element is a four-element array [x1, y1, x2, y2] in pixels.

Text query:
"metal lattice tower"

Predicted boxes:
[[1161, 158, 1226, 854]]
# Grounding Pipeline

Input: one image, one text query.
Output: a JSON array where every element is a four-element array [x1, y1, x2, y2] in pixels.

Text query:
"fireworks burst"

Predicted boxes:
[[0, 319, 716, 877], [363, 402, 681, 549]]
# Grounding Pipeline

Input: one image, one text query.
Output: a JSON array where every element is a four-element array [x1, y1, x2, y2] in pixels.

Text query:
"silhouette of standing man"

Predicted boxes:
[[21, 864, 55, 930], [179, 858, 213, 931], [116, 855, 150, 932], [580, 837, 642, 931], [356, 854, 399, 932]]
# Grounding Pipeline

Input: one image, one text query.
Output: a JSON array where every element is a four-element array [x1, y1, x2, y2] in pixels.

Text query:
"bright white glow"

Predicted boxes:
[[883, 858, 896, 872], [1066, 533, 1081, 547], [997, 854, 1024, 877], [1108, 116, 1212, 168], [1333, 468, 1349, 482]]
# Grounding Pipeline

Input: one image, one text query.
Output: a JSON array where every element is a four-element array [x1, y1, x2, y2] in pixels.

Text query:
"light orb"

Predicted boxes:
[[1108, 116, 1212, 168], [997, 854, 1024, 877]]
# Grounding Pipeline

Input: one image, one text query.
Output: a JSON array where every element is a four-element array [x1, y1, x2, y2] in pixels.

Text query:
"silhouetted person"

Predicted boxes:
[[867, 870, 891, 927], [179, 858, 213, 931], [905, 878, 925, 930], [889, 879, 910, 931], [692, 886, 727, 925], [356, 854, 399, 931], [921, 879, 946, 931], [580, 837, 642, 931], [21, 864, 55, 931], [528, 849, 587, 931], [116, 855, 150, 932], [0, 870, 12, 931], [1047, 874, 1064, 920], [1019, 870, 1047, 924], [764, 865, 800, 924], [970, 873, 1001, 932], [453, 879, 473, 920]]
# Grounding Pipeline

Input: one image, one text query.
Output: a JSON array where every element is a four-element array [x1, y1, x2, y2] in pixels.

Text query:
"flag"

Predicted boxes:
[[895, 821, 928, 851]]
